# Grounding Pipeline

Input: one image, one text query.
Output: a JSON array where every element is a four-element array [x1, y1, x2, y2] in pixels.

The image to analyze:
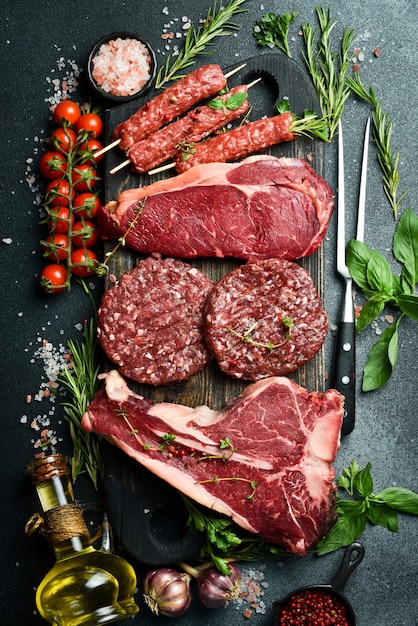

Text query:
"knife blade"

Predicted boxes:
[[332, 118, 370, 436]]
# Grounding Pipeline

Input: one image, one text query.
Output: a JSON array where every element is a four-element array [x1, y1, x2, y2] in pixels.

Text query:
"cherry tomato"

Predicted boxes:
[[71, 220, 99, 248], [73, 192, 101, 220], [76, 113, 103, 138], [53, 100, 81, 126], [40, 264, 68, 293], [45, 179, 75, 207], [49, 127, 78, 153], [72, 164, 98, 191], [71, 248, 98, 276], [80, 138, 104, 163], [43, 233, 69, 261], [39, 151, 68, 179], [46, 205, 74, 233]]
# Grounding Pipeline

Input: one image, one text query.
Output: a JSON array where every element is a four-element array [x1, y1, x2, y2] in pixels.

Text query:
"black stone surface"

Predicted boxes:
[[1, 2, 417, 625]]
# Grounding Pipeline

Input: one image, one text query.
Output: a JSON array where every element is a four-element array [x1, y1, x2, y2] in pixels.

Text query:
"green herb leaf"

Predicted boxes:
[[253, 11, 299, 57], [362, 323, 399, 391], [353, 462, 374, 497], [396, 293, 418, 320], [366, 501, 399, 531], [393, 207, 418, 288], [366, 250, 394, 296], [346, 239, 373, 293], [376, 487, 418, 515], [315, 500, 367, 555], [356, 293, 388, 333]]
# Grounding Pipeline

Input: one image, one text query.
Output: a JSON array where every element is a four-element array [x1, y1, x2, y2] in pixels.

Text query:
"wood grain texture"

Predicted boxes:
[[103, 52, 326, 409]]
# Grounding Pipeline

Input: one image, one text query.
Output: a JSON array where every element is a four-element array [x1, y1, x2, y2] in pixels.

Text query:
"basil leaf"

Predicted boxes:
[[393, 207, 418, 288], [366, 250, 394, 295], [353, 462, 373, 497], [376, 487, 418, 514], [225, 92, 247, 110], [208, 98, 225, 111], [366, 501, 399, 531], [356, 295, 386, 333], [346, 239, 373, 291], [315, 500, 367, 555], [397, 293, 418, 320], [362, 324, 399, 391]]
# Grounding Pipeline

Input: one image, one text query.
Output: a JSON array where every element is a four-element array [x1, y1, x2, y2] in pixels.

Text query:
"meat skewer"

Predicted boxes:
[[173, 111, 297, 173], [109, 81, 259, 175], [107, 62, 246, 154]]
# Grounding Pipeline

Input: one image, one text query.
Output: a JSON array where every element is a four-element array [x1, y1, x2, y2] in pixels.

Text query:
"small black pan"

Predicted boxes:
[[273, 542, 365, 625]]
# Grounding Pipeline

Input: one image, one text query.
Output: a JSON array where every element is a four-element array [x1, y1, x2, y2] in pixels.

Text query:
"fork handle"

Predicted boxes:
[[331, 320, 356, 436]]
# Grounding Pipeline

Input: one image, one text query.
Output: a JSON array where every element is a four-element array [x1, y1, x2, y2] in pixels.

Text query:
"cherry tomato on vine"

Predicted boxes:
[[40, 264, 68, 293], [49, 127, 78, 153], [72, 164, 98, 191], [53, 100, 81, 126], [76, 113, 103, 138], [39, 151, 68, 179], [80, 137, 104, 163], [43, 233, 70, 261], [46, 205, 74, 233], [45, 179, 75, 207], [73, 192, 101, 220], [71, 248, 98, 277], [71, 220, 99, 248]]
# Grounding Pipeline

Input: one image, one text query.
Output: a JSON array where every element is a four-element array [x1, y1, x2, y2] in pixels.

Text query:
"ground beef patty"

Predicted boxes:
[[203, 259, 328, 381], [98, 254, 214, 385]]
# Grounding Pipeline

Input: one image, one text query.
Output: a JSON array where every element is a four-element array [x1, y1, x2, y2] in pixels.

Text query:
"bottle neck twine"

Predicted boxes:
[[25, 503, 90, 545]]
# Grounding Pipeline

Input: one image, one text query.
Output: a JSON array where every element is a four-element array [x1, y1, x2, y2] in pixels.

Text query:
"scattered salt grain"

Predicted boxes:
[[235, 565, 268, 617], [92, 37, 152, 97], [2, 237, 12, 244]]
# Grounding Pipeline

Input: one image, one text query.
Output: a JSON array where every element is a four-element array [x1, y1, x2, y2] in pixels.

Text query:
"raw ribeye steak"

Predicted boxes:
[[204, 258, 328, 380], [98, 155, 334, 262], [97, 254, 213, 385], [82, 370, 344, 555]]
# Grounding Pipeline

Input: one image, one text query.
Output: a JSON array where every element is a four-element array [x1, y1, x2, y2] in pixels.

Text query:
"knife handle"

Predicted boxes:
[[331, 321, 356, 436]]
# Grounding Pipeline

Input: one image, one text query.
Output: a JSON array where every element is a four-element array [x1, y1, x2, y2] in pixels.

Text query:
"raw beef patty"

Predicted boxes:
[[98, 253, 214, 385], [203, 258, 328, 381]]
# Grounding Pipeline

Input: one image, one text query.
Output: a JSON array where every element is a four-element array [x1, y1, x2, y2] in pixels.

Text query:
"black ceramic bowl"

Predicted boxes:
[[87, 31, 156, 103]]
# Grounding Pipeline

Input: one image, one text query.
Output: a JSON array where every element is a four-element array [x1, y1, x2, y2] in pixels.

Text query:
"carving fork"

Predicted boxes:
[[332, 118, 370, 436]]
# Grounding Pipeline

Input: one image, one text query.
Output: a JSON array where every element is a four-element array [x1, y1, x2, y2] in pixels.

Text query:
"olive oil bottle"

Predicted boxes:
[[26, 454, 139, 625]]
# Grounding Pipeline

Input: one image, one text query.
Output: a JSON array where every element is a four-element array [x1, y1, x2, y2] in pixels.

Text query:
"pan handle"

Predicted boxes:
[[331, 542, 365, 593]]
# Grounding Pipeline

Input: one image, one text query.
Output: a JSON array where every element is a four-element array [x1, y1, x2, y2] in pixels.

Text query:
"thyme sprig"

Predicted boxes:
[[155, 0, 247, 89], [58, 315, 104, 490], [301, 7, 356, 139], [346, 72, 410, 219]]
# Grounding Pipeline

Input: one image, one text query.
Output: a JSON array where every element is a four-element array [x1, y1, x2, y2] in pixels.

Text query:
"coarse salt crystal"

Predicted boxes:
[[92, 37, 152, 97]]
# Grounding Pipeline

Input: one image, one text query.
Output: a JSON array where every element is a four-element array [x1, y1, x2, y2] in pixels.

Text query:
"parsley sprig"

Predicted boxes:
[[346, 207, 418, 390], [253, 11, 299, 57], [155, 0, 247, 89]]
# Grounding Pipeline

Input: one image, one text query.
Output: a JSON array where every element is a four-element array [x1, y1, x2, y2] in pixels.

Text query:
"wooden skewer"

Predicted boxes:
[[96, 63, 248, 162], [110, 77, 262, 177]]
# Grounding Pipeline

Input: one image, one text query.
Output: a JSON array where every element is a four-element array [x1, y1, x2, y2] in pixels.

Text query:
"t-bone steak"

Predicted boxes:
[[97, 254, 214, 386], [82, 370, 344, 555], [98, 155, 334, 262], [204, 258, 328, 381]]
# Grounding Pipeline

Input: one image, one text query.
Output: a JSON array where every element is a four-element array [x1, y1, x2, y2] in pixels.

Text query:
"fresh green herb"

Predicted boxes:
[[276, 99, 330, 142], [315, 461, 418, 555], [58, 316, 104, 490], [155, 0, 247, 89], [301, 7, 356, 139], [346, 207, 418, 390], [208, 91, 247, 113], [253, 11, 299, 57], [347, 72, 410, 219]]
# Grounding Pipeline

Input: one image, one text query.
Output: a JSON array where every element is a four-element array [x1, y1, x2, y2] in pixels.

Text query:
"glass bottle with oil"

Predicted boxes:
[[26, 453, 139, 625]]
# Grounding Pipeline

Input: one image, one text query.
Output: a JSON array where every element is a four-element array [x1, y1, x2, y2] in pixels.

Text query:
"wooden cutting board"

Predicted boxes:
[[102, 52, 327, 565]]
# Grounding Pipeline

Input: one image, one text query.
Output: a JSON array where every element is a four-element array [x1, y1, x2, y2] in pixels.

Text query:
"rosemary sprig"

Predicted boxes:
[[301, 6, 356, 139], [346, 72, 410, 219], [155, 0, 247, 89], [58, 316, 104, 490]]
